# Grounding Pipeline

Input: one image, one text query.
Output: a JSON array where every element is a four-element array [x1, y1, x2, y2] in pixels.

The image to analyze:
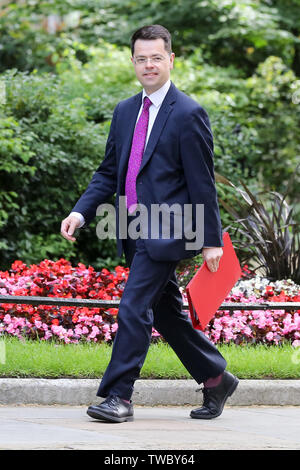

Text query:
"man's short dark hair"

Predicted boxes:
[[131, 25, 172, 56]]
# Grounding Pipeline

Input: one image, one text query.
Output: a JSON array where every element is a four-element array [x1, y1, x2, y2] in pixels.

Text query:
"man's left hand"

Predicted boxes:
[[202, 247, 223, 273]]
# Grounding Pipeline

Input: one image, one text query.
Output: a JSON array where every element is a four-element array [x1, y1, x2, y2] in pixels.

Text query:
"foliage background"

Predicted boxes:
[[0, 0, 299, 271]]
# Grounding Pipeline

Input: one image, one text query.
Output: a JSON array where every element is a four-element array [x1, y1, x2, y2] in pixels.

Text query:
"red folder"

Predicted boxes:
[[186, 232, 242, 331]]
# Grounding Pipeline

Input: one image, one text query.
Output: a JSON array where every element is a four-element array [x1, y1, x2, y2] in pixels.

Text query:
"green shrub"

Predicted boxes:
[[219, 175, 300, 283], [0, 69, 116, 268], [1, 1, 299, 76]]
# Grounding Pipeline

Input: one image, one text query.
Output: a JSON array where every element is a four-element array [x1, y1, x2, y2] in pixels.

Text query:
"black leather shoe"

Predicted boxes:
[[87, 395, 134, 423], [190, 371, 239, 420]]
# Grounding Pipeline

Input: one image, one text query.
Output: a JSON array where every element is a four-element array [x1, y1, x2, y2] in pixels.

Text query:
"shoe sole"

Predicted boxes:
[[190, 376, 239, 420], [87, 408, 134, 423]]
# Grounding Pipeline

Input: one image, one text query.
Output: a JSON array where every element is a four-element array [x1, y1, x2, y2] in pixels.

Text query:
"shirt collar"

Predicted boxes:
[[142, 80, 171, 108]]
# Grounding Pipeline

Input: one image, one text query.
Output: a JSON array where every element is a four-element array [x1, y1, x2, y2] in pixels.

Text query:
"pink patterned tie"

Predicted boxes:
[[125, 96, 152, 213]]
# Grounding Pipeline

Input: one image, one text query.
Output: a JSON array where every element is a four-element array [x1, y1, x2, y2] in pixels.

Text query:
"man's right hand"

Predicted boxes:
[[60, 215, 81, 242]]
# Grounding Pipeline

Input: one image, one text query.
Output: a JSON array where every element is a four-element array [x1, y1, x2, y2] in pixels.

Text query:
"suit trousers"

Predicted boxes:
[[97, 222, 227, 401]]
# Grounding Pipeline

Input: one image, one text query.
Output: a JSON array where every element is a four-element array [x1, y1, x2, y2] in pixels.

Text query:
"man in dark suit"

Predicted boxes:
[[61, 25, 238, 422]]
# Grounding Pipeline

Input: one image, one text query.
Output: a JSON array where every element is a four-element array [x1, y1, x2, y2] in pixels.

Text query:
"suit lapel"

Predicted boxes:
[[138, 82, 177, 175]]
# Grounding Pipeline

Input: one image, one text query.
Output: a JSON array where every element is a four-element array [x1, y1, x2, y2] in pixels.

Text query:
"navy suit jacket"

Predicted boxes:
[[72, 82, 223, 261]]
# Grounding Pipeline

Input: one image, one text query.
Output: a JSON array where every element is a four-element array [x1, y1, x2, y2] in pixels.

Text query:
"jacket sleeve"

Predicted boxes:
[[71, 104, 119, 226], [179, 105, 223, 247]]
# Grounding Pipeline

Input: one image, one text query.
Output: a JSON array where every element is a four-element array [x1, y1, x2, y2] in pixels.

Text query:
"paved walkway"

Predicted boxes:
[[0, 405, 299, 450]]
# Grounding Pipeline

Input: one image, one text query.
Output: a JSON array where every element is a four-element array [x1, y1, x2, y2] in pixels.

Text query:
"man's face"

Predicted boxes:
[[132, 38, 175, 94]]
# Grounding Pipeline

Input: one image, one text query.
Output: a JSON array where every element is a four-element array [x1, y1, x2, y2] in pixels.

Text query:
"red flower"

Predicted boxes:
[[265, 286, 274, 296], [11, 260, 27, 272], [107, 308, 118, 316]]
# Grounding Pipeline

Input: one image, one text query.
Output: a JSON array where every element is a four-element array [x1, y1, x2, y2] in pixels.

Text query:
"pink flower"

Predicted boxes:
[[3, 314, 11, 324], [266, 332, 274, 341], [224, 329, 234, 342], [94, 315, 103, 323], [75, 325, 83, 336], [89, 326, 100, 339], [104, 331, 112, 341], [44, 330, 52, 340], [242, 326, 252, 336]]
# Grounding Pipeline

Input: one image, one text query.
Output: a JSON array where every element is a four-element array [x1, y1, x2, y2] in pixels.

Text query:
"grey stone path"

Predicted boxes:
[[0, 405, 299, 450]]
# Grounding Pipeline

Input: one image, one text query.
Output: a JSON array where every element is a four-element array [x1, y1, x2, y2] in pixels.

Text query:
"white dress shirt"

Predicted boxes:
[[139, 79, 171, 145]]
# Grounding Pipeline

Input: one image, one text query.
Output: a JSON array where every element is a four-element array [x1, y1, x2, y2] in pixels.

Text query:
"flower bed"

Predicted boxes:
[[0, 259, 126, 344], [202, 276, 300, 347], [0, 259, 299, 346]]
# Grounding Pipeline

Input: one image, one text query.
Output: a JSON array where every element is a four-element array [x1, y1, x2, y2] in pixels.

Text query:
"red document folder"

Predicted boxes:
[[186, 232, 242, 331]]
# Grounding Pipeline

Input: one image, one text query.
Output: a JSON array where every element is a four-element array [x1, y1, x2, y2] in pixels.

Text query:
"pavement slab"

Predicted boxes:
[[0, 405, 299, 450]]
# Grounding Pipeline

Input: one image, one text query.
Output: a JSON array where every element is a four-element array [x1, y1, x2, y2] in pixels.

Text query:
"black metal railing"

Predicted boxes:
[[0, 295, 299, 311]]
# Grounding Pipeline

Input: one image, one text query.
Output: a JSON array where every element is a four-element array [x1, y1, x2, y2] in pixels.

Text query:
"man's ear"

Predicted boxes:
[[170, 52, 175, 69]]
